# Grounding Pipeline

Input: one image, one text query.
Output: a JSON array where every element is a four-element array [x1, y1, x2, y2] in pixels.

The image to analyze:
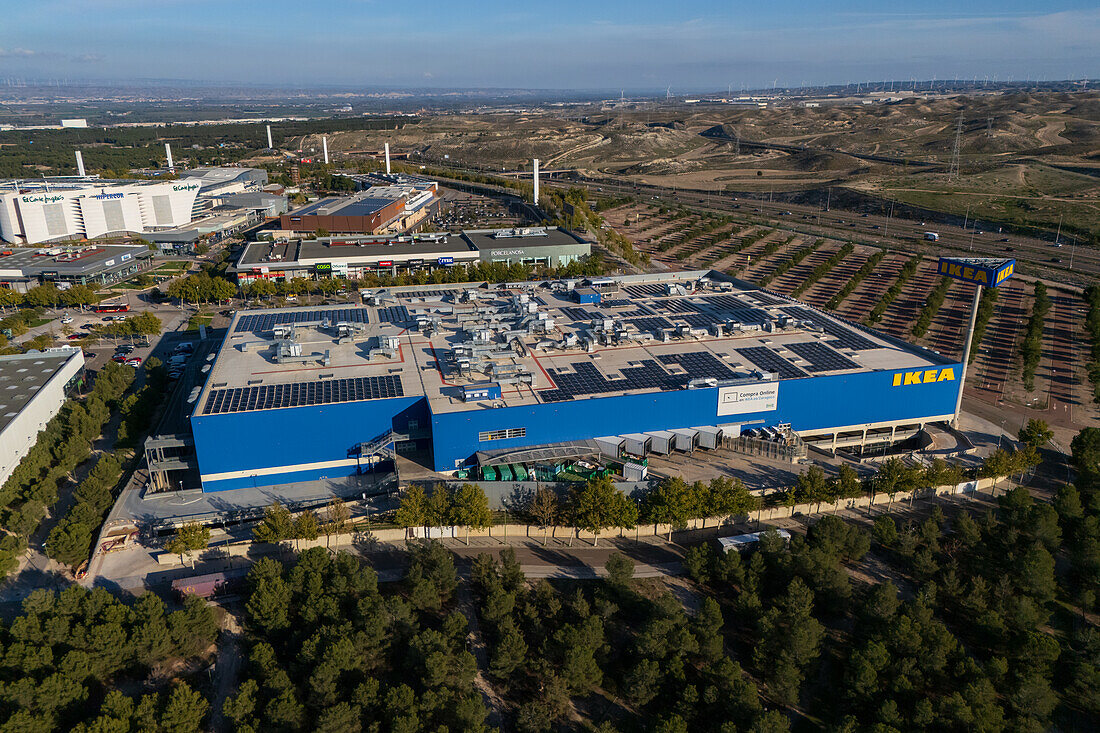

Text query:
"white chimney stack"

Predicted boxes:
[[165, 143, 174, 171], [266, 124, 273, 150], [75, 151, 86, 177], [323, 136, 329, 165], [384, 143, 391, 174], [533, 158, 540, 205]]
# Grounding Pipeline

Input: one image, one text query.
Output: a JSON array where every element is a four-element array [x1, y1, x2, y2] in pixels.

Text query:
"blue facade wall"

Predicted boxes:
[[429, 364, 962, 471], [192, 395, 424, 492]]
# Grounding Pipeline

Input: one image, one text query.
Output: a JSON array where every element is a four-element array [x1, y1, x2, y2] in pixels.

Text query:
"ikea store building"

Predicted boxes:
[[173, 271, 964, 494]]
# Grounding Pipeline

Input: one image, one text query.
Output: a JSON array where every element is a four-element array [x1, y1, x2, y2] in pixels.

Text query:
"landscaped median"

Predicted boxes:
[[153, 476, 1000, 567]]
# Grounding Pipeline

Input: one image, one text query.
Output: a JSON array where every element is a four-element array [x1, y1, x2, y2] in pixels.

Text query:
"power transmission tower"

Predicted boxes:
[[949, 113, 963, 179]]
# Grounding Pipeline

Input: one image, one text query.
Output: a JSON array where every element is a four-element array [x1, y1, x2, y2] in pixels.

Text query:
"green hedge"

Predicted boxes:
[[826, 250, 887, 309], [865, 256, 922, 325], [912, 276, 953, 338], [759, 239, 822, 286], [793, 243, 854, 297], [1021, 281, 1051, 391]]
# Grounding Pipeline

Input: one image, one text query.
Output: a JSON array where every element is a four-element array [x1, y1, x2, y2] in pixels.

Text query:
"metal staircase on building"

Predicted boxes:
[[349, 429, 409, 476]]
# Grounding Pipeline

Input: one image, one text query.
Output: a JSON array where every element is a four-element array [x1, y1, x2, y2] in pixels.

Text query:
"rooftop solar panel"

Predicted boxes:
[[377, 305, 411, 324], [784, 341, 860, 372], [202, 374, 403, 415], [234, 308, 370, 333], [780, 306, 878, 351], [749, 290, 786, 306], [624, 316, 674, 331], [735, 346, 807, 379]]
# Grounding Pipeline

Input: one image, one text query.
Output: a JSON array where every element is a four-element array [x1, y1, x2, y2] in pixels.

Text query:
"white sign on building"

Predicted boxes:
[[717, 382, 779, 416]]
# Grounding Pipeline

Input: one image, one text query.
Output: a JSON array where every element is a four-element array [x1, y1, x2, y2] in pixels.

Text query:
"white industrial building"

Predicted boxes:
[[0, 179, 201, 245], [0, 349, 85, 487]]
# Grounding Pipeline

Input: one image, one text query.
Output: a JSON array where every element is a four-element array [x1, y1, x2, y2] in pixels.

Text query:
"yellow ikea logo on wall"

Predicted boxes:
[[938, 261, 991, 284], [937, 257, 1016, 288], [892, 368, 955, 387]]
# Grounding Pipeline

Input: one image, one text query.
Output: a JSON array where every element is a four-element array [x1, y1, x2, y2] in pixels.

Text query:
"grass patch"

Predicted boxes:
[[186, 313, 213, 331]]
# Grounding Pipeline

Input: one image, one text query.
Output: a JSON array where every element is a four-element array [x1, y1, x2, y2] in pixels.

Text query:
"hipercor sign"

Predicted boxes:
[[937, 257, 1015, 288]]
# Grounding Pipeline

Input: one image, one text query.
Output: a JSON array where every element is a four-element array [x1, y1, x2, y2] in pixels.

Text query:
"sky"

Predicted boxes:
[[2, 0, 1098, 91]]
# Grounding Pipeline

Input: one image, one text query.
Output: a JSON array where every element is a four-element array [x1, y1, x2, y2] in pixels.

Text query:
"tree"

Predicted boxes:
[[253, 502, 294, 545], [294, 510, 320, 549], [160, 682, 207, 733], [323, 499, 351, 550], [451, 483, 491, 545], [527, 486, 559, 546], [787, 465, 829, 509], [426, 484, 452, 533], [1071, 427, 1100, 492], [165, 523, 210, 568], [245, 558, 291, 633], [490, 621, 529, 679], [705, 476, 756, 526], [395, 484, 428, 538], [605, 552, 635, 587], [642, 477, 693, 541], [569, 475, 638, 546], [1018, 419, 1053, 451], [129, 312, 162, 336]]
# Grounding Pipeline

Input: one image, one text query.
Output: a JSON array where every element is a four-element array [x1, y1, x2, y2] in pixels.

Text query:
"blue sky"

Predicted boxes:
[[2, 0, 1098, 90]]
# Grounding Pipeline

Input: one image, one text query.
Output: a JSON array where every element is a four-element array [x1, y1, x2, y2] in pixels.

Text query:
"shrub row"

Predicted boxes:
[[1021, 281, 1051, 391], [793, 243, 854, 297], [759, 239, 822, 286], [826, 250, 887, 309], [865, 256, 922, 325], [0, 361, 134, 576], [45, 453, 124, 567], [722, 228, 776, 275], [912, 276, 953, 338], [1086, 285, 1100, 404]]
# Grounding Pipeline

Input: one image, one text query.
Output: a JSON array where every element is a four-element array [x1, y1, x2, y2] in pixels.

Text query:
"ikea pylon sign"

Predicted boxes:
[[937, 257, 1015, 288]]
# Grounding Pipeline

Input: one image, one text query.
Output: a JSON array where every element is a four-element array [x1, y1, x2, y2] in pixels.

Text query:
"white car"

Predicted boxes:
[[60, 316, 74, 324]]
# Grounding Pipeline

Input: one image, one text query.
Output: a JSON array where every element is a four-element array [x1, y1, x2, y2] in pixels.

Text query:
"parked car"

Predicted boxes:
[[67, 333, 84, 341], [112, 354, 127, 363], [60, 315, 74, 324], [115, 345, 134, 354], [125, 357, 142, 367]]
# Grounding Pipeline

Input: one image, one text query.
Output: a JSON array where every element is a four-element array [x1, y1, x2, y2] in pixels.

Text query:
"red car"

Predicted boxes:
[[67, 334, 84, 341], [112, 354, 127, 363]]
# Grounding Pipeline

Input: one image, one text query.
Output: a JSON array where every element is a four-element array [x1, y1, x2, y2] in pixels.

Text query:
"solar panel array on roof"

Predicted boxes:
[[736, 346, 807, 379], [540, 360, 680, 403], [377, 305, 411, 324], [235, 308, 370, 333], [657, 352, 738, 381], [560, 307, 599, 321], [675, 312, 720, 329], [781, 306, 879, 351], [601, 299, 633, 308], [625, 316, 674, 331], [202, 374, 403, 415], [402, 289, 459, 299], [624, 284, 667, 297], [748, 290, 786, 306], [785, 341, 860, 372], [616, 304, 654, 317], [655, 298, 700, 314]]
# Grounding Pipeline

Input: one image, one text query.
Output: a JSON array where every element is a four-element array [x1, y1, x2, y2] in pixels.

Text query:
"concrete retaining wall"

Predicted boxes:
[[157, 477, 996, 567]]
